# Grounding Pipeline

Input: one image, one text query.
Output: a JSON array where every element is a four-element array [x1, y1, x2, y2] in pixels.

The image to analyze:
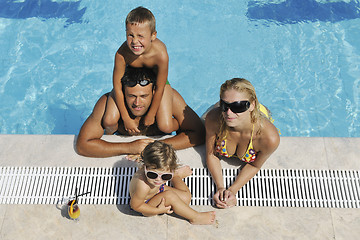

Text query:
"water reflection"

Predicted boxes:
[[247, 0, 360, 24], [0, 0, 86, 26]]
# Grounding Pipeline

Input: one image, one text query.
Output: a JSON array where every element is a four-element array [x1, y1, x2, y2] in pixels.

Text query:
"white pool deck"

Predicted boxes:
[[0, 134, 359, 240]]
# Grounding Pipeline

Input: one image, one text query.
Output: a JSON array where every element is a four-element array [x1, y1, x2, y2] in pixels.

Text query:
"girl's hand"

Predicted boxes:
[[157, 198, 173, 214], [143, 114, 155, 127], [124, 118, 140, 133]]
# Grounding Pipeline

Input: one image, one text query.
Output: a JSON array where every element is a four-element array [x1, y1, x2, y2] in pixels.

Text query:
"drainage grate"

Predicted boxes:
[[0, 167, 359, 208]]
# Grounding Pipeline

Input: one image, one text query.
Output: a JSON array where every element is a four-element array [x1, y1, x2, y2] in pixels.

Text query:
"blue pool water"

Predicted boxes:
[[0, 0, 360, 137]]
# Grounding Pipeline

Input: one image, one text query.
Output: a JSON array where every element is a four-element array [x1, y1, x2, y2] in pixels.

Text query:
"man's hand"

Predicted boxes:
[[127, 138, 155, 155]]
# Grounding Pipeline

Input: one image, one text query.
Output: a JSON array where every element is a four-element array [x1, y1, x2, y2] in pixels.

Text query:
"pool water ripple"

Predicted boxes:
[[0, 0, 359, 137]]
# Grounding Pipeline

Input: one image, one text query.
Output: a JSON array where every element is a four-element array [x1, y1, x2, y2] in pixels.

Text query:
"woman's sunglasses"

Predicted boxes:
[[220, 99, 250, 113], [122, 78, 153, 87], [145, 167, 173, 181]]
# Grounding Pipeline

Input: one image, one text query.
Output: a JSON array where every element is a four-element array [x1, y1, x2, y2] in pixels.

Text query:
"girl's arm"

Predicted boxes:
[[130, 181, 169, 216], [113, 48, 140, 132], [143, 52, 169, 126]]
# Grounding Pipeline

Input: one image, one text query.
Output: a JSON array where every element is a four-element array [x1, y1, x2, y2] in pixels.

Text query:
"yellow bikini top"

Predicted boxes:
[[214, 103, 279, 163], [215, 124, 257, 163]]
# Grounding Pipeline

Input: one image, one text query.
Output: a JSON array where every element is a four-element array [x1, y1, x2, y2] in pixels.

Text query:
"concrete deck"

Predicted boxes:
[[0, 135, 359, 240]]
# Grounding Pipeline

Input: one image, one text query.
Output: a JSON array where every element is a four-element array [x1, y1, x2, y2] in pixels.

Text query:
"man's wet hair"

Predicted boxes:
[[121, 66, 156, 90]]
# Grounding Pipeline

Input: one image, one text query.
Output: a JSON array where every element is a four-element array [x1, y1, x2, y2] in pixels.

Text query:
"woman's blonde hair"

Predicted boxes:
[[218, 78, 262, 140], [140, 141, 178, 171], [126, 6, 156, 33]]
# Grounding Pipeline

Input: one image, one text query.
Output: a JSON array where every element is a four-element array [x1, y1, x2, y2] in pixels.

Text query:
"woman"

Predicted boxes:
[[205, 78, 280, 208]]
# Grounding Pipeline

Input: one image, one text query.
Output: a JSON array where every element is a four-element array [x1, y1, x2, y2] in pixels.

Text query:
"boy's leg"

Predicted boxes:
[[156, 84, 179, 133], [102, 90, 120, 134]]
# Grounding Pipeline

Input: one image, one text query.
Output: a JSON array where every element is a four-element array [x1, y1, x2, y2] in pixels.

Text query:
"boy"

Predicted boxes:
[[103, 6, 178, 135]]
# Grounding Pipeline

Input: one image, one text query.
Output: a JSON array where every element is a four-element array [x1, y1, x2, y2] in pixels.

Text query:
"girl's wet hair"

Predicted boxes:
[[141, 141, 178, 171], [126, 6, 156, 33]]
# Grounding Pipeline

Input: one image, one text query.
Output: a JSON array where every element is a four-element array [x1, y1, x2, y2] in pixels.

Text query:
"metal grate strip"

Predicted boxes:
[[0, 167, 359, 208]]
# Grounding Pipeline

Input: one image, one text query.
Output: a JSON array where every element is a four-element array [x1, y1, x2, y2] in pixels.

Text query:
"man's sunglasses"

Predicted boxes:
[[220, 99, 250, 113], [145, 167, 173, 181], [122, 78, 153, 87]]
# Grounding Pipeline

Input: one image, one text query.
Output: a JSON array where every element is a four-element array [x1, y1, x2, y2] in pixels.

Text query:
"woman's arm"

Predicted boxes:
[[205, 109, 227, 208], [226, 120, 280, 205]]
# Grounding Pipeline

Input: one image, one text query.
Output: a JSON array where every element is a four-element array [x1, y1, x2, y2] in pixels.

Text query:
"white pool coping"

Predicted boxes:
[[0, 134, 359, 239]]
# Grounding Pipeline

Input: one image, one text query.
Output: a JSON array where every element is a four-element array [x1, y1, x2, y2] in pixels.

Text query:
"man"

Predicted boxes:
[[76, 67, 205, 158]]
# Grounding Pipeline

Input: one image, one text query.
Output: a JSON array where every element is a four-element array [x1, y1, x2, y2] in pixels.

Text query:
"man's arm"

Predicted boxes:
[[76, 94, 153, 157], [161, 89, 205, 149]]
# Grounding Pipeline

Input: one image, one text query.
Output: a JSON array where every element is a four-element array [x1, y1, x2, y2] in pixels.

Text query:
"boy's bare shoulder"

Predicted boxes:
[[152, 39, 168, 59]]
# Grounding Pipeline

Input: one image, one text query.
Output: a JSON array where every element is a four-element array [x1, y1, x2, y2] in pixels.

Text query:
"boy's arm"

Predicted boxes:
[[76, 94, 153, 157], [160, 89, 205, 149], [113, 46, 140, 132], [143, 50, 169, 126]]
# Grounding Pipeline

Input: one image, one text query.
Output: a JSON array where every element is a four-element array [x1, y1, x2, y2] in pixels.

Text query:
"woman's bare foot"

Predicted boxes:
[[190, 211, 216, 225], [175, 165, 192, 179]]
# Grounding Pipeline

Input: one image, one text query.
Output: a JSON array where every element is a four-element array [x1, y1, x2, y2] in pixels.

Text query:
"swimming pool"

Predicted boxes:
[[1, 0, 359, 137]]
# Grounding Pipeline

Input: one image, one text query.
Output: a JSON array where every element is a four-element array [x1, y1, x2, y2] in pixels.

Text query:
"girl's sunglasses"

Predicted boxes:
[[145, 167, 173, 181], [220, 99, 250, 113]]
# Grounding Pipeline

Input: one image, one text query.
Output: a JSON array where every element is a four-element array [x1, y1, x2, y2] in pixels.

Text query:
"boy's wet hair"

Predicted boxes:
[[121, 66, 156, 89], [141, 141, 178, 171], [126, 6, 156, 33]]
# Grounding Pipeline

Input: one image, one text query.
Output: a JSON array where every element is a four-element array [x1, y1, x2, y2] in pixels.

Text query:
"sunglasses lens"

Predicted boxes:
[[139, 79, 150, 86], [220, 100, 228, 112], [161, 174, 173, 181], [146, 171, 158, 179], [231, 101, 250, 113], [124, 80, 137, 87], [220, 100, 250, 113]]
